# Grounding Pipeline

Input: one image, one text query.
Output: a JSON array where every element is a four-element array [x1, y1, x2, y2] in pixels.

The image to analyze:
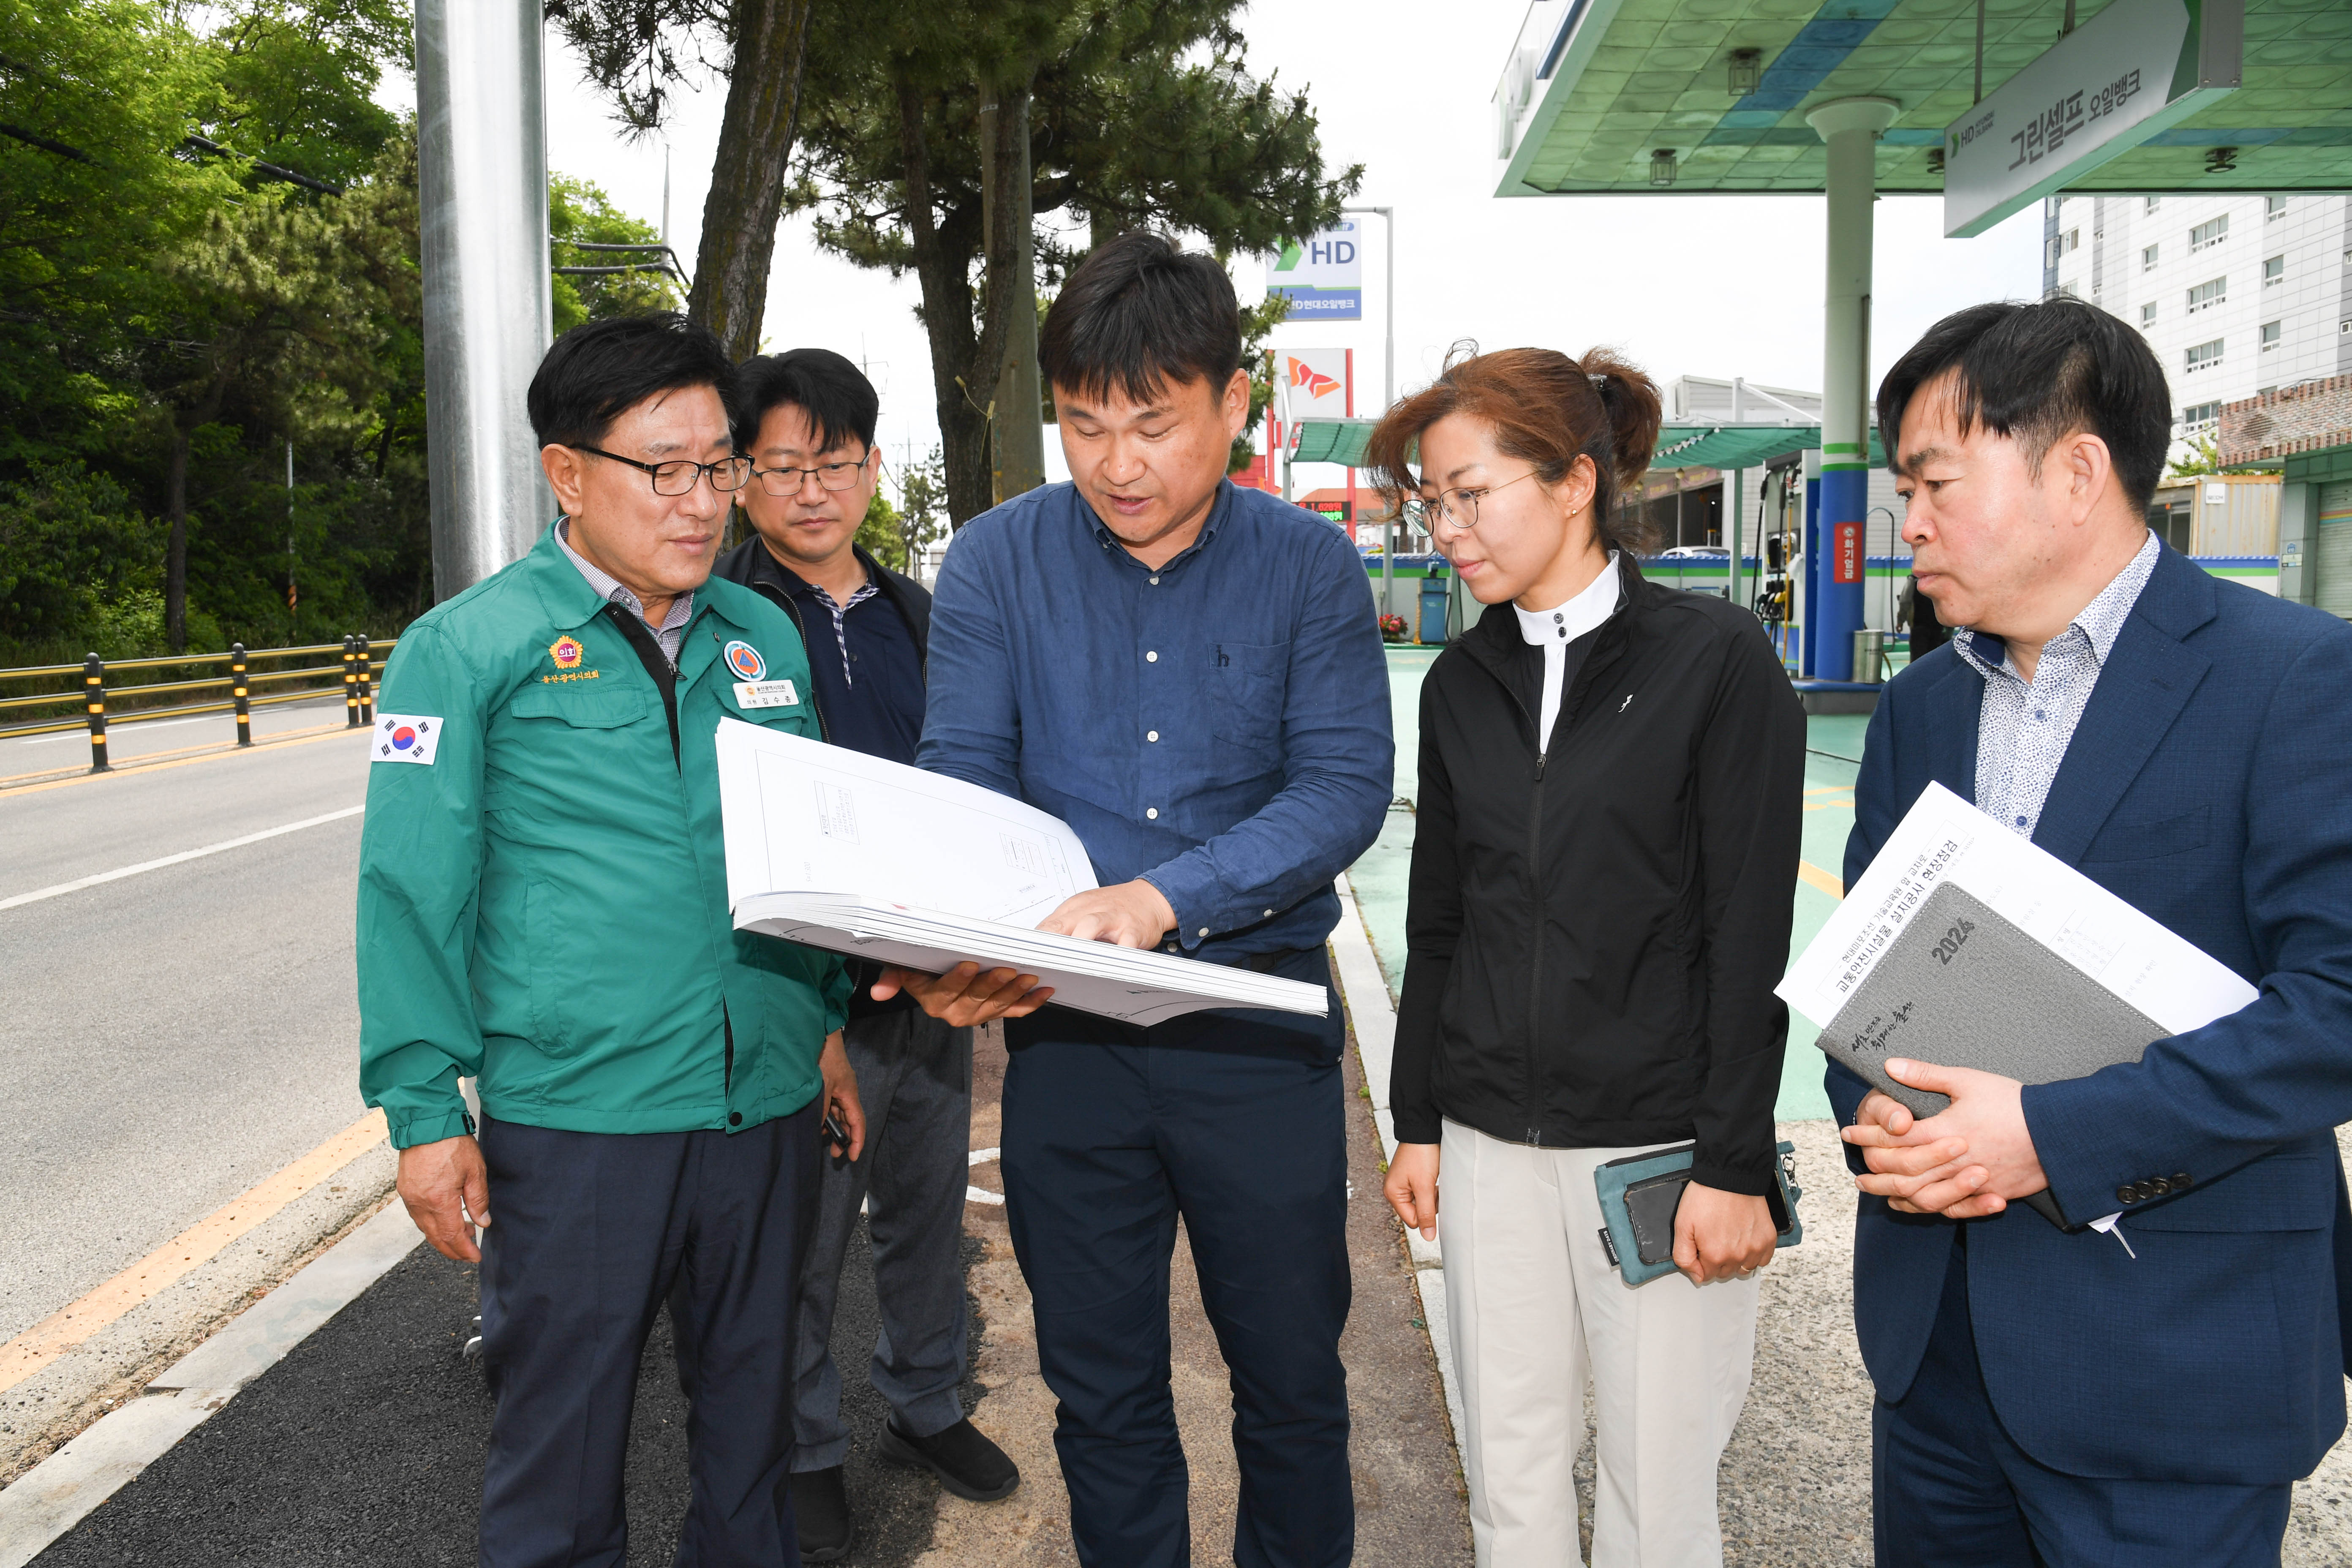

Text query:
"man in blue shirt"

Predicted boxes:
[[879, 232, 1393, 1567], [713, 348, 1017, 1561]]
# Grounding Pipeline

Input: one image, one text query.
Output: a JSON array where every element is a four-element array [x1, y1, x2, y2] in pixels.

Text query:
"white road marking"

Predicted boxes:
[[6, 715, 215, 747], [968, 1147, 999, 1166], [0, 806, 365, 912]]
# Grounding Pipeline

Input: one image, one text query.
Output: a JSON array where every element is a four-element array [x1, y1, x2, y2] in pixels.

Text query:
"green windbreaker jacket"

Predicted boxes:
[[356, 523, 848, 1150]]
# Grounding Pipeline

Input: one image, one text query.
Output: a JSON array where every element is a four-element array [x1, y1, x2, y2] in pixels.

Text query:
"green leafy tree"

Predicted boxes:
[[1231, 294, 1285, 475], [786, 0, 1357, 525], [0, 463, 163, 652], [551, 174, 685, 331], [195, 0, 405, 190], [0, 0, 244, 472], [892, 445, 947, 572], [854, 487, 905, 572], [142, 154, 416, 648]]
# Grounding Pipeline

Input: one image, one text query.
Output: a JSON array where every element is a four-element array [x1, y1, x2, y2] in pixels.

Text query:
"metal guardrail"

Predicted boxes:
[[0, 635, 397, 773]]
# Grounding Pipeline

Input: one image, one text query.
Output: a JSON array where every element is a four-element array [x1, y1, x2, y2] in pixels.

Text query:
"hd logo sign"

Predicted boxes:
[[1266, 222, 1362, 320]]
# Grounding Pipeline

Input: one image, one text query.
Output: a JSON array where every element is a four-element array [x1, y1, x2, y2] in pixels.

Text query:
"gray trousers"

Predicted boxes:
[[791, 1004, 974, 1471]]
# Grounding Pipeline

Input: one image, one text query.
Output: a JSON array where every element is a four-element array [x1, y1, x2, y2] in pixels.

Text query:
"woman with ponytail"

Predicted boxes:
[[1369, 347, 1805, 1566]]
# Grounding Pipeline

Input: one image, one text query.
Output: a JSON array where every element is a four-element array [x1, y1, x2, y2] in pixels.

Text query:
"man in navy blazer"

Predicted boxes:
[[1829, 299, 2352, 1565]]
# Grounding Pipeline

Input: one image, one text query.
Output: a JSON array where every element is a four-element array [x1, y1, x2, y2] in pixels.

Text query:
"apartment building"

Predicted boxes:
[[2045, 192, 2352, 444]]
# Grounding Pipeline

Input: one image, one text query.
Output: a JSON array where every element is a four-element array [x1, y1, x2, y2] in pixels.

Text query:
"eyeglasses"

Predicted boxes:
[[572, 444, 751, 496], [750, 452, 872, 496], [1412, 469, 1539, 531]]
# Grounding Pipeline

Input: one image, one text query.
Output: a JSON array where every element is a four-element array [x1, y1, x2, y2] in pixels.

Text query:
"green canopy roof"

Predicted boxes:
[[1289, 419, 1377, 466], [1495, 0, 2352, 197], [1290, 419, 1883, 472]]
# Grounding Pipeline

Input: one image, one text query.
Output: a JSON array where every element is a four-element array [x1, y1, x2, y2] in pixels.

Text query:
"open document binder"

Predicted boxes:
[[715, 719, 1328, 1027], [1777, 783, 2258, 1228]]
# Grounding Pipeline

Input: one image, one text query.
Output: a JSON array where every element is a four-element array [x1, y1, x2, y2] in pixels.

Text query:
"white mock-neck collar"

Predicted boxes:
[[1514, 552, 1620, 647]]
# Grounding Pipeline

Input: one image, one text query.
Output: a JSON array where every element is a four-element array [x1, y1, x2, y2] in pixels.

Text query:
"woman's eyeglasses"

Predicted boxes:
[[1410, 468, 1539, 531]]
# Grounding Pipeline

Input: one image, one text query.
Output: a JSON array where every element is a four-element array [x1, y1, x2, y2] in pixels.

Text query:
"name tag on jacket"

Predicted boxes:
[[733, 679, 800, 709]]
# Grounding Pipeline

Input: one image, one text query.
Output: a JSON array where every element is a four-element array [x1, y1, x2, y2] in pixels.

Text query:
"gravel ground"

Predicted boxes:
[[1697, 1120, 2352, 1565]]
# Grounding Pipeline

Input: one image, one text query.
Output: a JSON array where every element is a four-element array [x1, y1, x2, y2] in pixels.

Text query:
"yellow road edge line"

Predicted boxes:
[[1798, 860, 1846, 900], [0, 724, 364, 797], [0, 1107, 390, 1394]]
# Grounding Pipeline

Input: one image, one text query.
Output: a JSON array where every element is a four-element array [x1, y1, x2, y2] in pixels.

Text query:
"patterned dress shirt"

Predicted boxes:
[[804, 576, 882, 686], [1951, 531, 2161, 840], [555, 517, 694, 665]]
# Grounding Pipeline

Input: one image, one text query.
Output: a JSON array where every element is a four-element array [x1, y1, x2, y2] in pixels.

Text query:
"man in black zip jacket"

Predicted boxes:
[[712, 348, 1015, 1561]]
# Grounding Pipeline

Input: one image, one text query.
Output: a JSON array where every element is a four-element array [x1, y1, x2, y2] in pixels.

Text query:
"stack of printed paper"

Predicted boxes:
[[1779, 781, 2257, 1113], [716, 719, 1327, 1026]]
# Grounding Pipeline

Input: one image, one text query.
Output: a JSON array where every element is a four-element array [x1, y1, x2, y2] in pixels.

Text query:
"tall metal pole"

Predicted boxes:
[[1726, 464, 1744, 608], [1805, 97, 1895, 682], [416, 0, 553, 601], [1343, 205, 1397, 614]]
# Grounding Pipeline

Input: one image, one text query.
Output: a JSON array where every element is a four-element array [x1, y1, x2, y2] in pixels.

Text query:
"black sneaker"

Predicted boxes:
[[874, 1416, 1020, 1502], [788, 1465, 853, 1563]]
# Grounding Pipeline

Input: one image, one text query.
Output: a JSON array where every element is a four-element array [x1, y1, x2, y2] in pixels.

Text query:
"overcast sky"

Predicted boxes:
[[395, 0, 2045, 491]]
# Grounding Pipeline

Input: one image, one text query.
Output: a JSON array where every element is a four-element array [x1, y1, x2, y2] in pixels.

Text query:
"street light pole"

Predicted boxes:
[[1342, 205, 1396, 614], [416, 0, 553, 600]]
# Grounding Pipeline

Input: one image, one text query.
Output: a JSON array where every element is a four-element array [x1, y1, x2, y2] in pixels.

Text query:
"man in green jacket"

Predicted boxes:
[[357, 312, 862, 1565]]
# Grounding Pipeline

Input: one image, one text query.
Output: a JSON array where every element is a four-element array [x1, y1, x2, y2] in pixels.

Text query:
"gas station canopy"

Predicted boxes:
[[1290, 418, 1883, 472], [1493, 0, 2352, 199]]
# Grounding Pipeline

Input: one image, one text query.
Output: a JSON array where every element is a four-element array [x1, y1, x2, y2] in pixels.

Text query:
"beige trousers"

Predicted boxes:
[[1440, 1121, 1759, 1568]]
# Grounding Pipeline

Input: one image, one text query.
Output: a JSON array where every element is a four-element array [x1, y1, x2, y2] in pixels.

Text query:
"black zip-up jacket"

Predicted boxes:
[[1391, 556, 1805, 1195], [713, 535, 934, 1018]]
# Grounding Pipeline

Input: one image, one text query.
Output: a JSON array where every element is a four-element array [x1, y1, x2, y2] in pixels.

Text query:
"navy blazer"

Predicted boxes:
[[1827, 540, 2352, 1485]]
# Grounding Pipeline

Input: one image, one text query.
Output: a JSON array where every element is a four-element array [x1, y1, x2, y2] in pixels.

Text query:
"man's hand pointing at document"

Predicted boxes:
[[870, 879, 1175, 1026]]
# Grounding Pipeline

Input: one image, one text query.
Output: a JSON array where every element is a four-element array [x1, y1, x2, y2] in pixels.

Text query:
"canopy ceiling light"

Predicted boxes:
[[1727, 48, 1761, 96], [1650, 149, 1678, 186]]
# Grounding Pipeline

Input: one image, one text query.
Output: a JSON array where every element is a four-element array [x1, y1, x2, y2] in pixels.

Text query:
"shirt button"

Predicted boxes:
[[2034, 709, 2045, 721], [1264, 909, 1274, 917], [1198, 927, 1209, 938], [1150, 576, 1161, 585], [1146, 807, 1159, 819], [2015, 815, 2027, 828], [729, 1112, 743, 1127], [1147, 730, 1159, 742], [1146, 651, 1158, 662]]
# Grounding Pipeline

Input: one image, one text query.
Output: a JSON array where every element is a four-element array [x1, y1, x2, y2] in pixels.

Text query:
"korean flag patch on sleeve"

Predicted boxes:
[[373, 713, 442, 765]]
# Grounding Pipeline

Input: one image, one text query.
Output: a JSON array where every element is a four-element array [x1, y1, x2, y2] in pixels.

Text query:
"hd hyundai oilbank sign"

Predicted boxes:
[[1266, 224, 1363, 321], [1943, 0, 2241, 238]]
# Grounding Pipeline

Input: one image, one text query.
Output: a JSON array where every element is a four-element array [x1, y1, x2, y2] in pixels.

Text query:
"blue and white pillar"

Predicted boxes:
[[1805, 97, 1897, 682]]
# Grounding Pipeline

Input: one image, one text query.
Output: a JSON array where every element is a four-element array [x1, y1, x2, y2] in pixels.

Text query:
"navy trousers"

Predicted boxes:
[[1001, 949, 1354, 1568], [1874, 1228, 2292, 1568], [477, 1105, 819, 1568]]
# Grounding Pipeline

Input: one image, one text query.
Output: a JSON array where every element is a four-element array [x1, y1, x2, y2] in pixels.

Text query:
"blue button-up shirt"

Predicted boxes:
[[1953, 530, 2161, 840], [920, 479, 1393, 959]]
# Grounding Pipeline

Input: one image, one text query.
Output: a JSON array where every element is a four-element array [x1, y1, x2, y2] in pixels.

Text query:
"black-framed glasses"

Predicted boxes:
[[572, 444, 752, 496], [751, 451, 873, 496], [1414, 468, 1539, 531]]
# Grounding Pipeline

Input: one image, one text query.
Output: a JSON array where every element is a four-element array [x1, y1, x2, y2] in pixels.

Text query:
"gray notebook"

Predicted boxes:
[[1820, 880, 2172, 1121]]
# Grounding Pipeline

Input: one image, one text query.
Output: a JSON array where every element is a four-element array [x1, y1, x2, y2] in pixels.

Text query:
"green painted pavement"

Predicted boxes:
[[1345, 647, 1866, 1123]]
